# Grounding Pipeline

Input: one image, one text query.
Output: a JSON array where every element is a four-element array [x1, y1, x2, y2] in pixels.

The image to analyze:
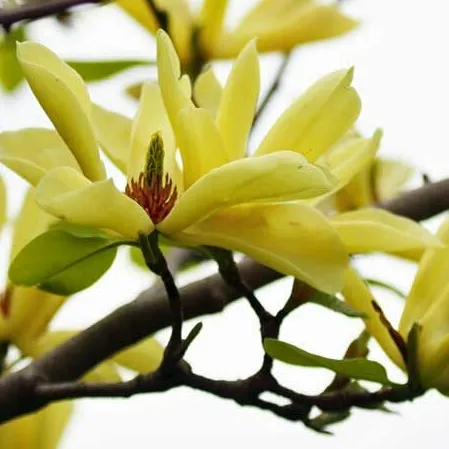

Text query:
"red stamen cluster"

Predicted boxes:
[[0, 288, 11, 318], [126, 172, 178, 225]]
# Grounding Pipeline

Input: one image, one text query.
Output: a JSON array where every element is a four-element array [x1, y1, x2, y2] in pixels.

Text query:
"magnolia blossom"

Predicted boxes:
[[342, 217, 449, 394], [116, 0, 357, 65]]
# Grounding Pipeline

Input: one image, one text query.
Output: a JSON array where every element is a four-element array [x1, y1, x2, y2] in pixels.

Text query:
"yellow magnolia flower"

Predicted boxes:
[[0, 39, 356, 294], [117, 0, 357, 66], [342, 217, 449, 394]]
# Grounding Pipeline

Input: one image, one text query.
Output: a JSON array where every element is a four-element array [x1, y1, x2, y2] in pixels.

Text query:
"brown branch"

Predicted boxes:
[[0, 179, 447, 423], [0, 0, 104, 29]]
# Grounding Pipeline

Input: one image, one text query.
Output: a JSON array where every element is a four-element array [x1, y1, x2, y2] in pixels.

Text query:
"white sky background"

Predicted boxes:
[[1, 0, 449, 447]]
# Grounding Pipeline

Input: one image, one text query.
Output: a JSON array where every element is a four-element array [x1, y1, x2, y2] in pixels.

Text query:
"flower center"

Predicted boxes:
[[125, 132, 178, 224]]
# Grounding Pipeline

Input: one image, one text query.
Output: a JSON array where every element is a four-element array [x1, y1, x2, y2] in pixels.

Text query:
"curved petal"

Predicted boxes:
[[374, 158, 415, 202], [193, 67, 223, 118], [36, 167, 153, 238], [11, 189, 55, 261], [156, 30, 193, 138], [113, 337, 164, 373], [342, 267, 404, 369], [399, 218, 449, 338], [0, 174, 6, 233], [92, 104, 132, 174], [216, 40, 260, 160], [330, 208, 442, 254], [7, 286, 64, 342], [17, 42, 105, 181], [217, 1, 357, 57], [175, 203, 348, 294], [177, 105, 228, 189], [199, 0, 228, 53], [0, 401, 72, 449], [116, 0, 159, 33], [159, 151, 333, 234], [129, 82, 177, 183], [255, 68, 361, 162], [0, 128, 81, 186]]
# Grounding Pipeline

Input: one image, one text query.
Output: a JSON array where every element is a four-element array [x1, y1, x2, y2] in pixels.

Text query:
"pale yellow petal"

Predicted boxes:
[[156, 30, 194, 139], [92, 104, 132, 174], [399, 218, 449, 338], [116, 0, 159, 33], [0, 174, 6, 232], [0, 411, 39, 448], [113, 337, 163, 373], [330, 208, 441, 254], [374, 158, 415, 202], [255, 69, 361, 161], [175, 202, 347, 294], [39, 401, 74, 449], [177, 105, 228, 189], [129, 82, 177, 183], [193, 67, 223, 118], [199, 0, 228, 53], [0, 128, 81, 186], [36, 167, 153, 238], [159, 151, 333, 234], [11, 188, 55, 260], [216, 40, 260, 160], [217, 0, 357, 57], [17, 42, 105, 181], [342, 267, 404, 368], [7, 286, 64, 342]]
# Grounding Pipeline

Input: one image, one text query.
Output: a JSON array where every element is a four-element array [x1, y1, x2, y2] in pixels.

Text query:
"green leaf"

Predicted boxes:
[[49, 221, 116, 239], [264, 339, 398, 386], [0, 27, 26, 92], [66, 59, 155, 82], [365, 278, 406, 299], [9, 229, 131, 295], [309, 292, 366, 318], [307, 410, 351, 433]]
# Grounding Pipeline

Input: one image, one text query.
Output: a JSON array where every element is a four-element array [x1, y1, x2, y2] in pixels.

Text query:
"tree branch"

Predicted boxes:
[[0, 179, 447, 423]]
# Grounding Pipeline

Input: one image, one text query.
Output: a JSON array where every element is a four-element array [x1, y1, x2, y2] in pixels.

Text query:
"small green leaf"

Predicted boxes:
[[66, 59, 155, 82], [0, 27, 26, 92], [307, 410, 351, 433], [365, 278, 406, 299], [264, 339, 398, 386], [9, 229, 131, 295], [309, 292, 366, 318]]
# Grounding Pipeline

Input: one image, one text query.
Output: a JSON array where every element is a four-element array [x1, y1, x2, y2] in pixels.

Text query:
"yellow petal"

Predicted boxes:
[[38, 401, 73, 449], [373, 158, 415, 202], [116, 0, 159, 33], [129, 82, 177, 183], [11, 188, 55, 261], [193, 67, 223, 118], [156, 30, 194, 139], [217, 0, 357, 57], [199, 0, 228, 54], [0, 128, 81, 186], [256, 68, 361, 161], [159, 151, 333, 234], [399, 218, 449, 338], [177, 106, 228, 189], [216, 40, 260, 160], [92, 104, 132, 174], [113, 337, 163, 373], [7, 286, 64, 342], [176, 202, 347, 293], [330, 208, 442, 254], [0, 174, 6, 233], [313, 130, 382, 209], [36, 167, 153, 238], [342, 267, 404, 368], [0, 410, 39, 448], [17, 42, 105, 181]]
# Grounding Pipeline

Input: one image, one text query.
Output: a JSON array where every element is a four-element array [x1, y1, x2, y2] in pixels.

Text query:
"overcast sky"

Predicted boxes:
[[1, 1, 449, 447]]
